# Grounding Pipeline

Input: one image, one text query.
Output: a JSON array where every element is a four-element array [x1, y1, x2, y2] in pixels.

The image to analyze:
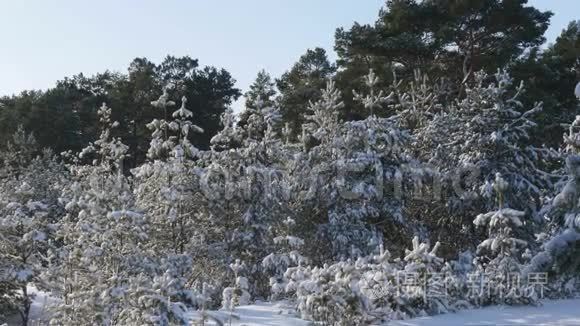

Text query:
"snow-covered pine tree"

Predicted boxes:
[[283, 238, 451, 324], [389, 69, 447, 132], [416, 70, 556, 216], [209, 108, 242, 151], [399, 236, 450, 315], [48, 103, 152, 325], [0, 128, 65, 326], [52, 101, 206, 325], [114, 255, 199, 325], [134, 90, 205, 256], [221, 259, 251, 311], [297, 72, 413, 259], [0, 125, 37, 178], [0, 182, 49, 326], [473, 173, 530, 305], [548, 117, 580, 275], [525, 115, 580, 294], [223, 100, 291, 298], [134, 91, 221, 311], [238, 69, 277, 134], [405, 70, 558, 258], [203, 92, 301, 305], [290, 79, 354, 260], [261, 216, 307, 299], [283, 259, 370, 325]]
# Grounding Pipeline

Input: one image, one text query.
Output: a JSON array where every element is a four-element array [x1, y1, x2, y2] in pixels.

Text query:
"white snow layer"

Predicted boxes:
[[12, 289, 580, 325], [186, 299, 580, 326], [186, 301, 309, 326], [4, 287, 56, 325], [389, 298, 580, 326]]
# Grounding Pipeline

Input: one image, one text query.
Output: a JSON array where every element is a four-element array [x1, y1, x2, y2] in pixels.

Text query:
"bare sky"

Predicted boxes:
[[0, 1, 576, 112]]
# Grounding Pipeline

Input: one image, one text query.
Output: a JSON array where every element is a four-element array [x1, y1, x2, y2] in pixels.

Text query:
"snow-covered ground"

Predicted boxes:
[[9, 292, 580, 325], [186, 301, 309, 326], [4, 287, 56, 325], [187, 299, 580, 326], [390, 299, 580, 326]]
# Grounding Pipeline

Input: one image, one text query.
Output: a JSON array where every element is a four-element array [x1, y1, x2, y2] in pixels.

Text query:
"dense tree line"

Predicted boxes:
[[1, 1, 580, 325], [2, 65, 579, 326], [274, 0, 578, 146], [0, 2, 577, 158], [0, 56, 240, 168]]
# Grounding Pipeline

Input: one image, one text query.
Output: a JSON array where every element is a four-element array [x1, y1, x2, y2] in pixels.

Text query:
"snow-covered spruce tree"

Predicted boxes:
[[384, 70, 462, 253], [246, 103, 281, 142], [473, 173, 531, 305], [196, 153, 249, 306], [547, 117, 580, 277], [347, 70, 429, 252], [201, 125, 257, 304], [0, 128, 65, 326]]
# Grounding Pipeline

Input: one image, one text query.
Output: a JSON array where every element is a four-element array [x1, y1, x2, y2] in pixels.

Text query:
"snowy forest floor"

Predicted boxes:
[[189, 298, 580, 325], [183, 298, 580, 326], [8, 289, 580, 325], [389, 298, 580, 326]]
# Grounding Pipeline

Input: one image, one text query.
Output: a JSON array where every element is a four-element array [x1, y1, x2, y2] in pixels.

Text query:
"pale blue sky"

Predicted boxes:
[[0, 1, 577, 112]]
